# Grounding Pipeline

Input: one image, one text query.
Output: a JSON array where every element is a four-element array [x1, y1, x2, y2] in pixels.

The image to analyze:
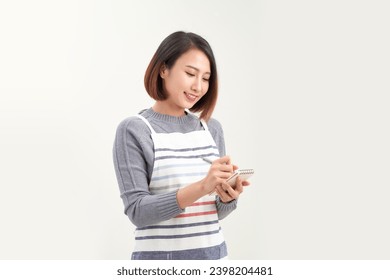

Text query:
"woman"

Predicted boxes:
[[113, 31, 249, 260]]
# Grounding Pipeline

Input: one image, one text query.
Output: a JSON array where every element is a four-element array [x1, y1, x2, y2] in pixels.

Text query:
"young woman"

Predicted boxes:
[[113, 31, 249, 260]]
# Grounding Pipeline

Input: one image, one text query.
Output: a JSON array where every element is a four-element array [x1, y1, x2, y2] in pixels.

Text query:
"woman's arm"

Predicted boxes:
[[113, 117, 184, 228]]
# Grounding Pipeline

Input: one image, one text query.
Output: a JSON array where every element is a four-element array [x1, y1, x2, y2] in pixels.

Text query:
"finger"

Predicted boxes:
[[242, 180, 251, 186], [216, 184, 232, 202], [233, 164, 239, 171], [215, 155, 231, 165], [234, 177, 244, 193], [219, 164, 234, 173], [217, 184, 229, 195], [215, 186, 226, 202], [221, 182, 239, 199], [216, 170, 235, 179]]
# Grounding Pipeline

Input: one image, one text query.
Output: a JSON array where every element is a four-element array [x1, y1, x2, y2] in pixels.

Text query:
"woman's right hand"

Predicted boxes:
[[200, 156, 235, 194]]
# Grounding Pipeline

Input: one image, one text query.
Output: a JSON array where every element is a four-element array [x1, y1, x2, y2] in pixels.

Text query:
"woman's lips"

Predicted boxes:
[[184, 92, 198, 102]]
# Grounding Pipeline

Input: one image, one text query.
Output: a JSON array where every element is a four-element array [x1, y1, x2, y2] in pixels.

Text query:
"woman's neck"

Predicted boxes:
[[152, 101, 186, 117]]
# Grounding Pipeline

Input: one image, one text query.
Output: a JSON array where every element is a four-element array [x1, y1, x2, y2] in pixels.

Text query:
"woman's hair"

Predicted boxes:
[[144, 31, 218, 121]]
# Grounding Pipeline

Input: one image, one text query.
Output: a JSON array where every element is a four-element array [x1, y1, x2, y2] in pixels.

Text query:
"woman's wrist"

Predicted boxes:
[[199, 178, 211, 194], [176, 180, 209, 209]]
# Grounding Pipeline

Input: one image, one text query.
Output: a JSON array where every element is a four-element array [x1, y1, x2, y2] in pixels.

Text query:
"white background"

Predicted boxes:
[[0, 0, 389, 259]]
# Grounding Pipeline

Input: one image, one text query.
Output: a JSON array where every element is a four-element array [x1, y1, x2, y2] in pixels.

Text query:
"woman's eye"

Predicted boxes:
[[203, 78, 210, 82], [185, 72, 195, 77]]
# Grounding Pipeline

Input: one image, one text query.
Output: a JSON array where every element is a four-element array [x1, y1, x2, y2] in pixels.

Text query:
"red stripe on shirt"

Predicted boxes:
[[175, 210, 217, 218]]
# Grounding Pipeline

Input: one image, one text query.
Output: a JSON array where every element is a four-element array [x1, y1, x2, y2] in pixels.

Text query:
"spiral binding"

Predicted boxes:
[[237, 169, 254, 175]]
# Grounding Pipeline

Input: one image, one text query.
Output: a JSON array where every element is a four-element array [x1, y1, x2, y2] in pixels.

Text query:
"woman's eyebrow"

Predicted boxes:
[[185, 65, 211, 75]]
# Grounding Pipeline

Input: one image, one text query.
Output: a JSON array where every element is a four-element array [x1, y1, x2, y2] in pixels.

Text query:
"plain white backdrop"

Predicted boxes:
[[0, 0, 389, 259]]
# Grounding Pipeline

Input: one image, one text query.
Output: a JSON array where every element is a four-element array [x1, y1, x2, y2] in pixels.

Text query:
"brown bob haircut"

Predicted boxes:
[[144, 31, 218, 121]]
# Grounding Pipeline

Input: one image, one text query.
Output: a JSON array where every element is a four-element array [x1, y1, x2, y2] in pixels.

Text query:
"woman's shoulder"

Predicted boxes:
[[206, 117, 226, 155], [117, 115, 143, 128], [115, 113, 151, 136], [206, 117, 223, 133]]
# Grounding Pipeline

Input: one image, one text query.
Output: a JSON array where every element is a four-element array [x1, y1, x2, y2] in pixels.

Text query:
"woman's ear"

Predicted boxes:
[[160, 64, 168, 79]]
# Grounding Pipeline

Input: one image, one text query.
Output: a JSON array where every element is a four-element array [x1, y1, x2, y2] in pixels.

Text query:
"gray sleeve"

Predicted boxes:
[[216, 197, 237, 220], [113, 117, 184, 228], [207, 118, 238, 220], [207, 118, 226, 157]]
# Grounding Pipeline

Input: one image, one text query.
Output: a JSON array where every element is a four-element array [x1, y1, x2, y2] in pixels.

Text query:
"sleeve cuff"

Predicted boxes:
[[156, 190, 184, 219], [216, 196, 238, 210]]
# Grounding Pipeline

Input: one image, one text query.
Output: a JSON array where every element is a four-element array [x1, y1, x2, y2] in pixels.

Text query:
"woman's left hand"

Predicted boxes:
[[215, 177, 250, 203]]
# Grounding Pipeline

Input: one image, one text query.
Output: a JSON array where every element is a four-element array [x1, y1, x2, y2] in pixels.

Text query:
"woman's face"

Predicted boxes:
[[160, 48, 211, 115]]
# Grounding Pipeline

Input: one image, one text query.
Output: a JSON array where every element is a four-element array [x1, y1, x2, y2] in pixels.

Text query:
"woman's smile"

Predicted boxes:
[[184, 91, 199, 102]]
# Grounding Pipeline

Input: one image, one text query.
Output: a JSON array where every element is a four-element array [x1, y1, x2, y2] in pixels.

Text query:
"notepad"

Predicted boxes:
[[209, 168, 254, 195], [226, 169, 255, 187]]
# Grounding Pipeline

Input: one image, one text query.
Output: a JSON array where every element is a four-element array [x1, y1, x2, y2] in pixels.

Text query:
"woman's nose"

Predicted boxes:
[[191, 78, 202, 92]]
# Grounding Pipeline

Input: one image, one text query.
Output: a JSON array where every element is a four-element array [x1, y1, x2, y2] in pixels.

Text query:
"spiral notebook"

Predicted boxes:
[[226, 169, 255, 187], [209, 168, 254, 195]]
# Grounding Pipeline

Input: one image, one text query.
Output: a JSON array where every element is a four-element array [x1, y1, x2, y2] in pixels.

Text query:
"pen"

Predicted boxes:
[[202, 157, 213, 164]]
